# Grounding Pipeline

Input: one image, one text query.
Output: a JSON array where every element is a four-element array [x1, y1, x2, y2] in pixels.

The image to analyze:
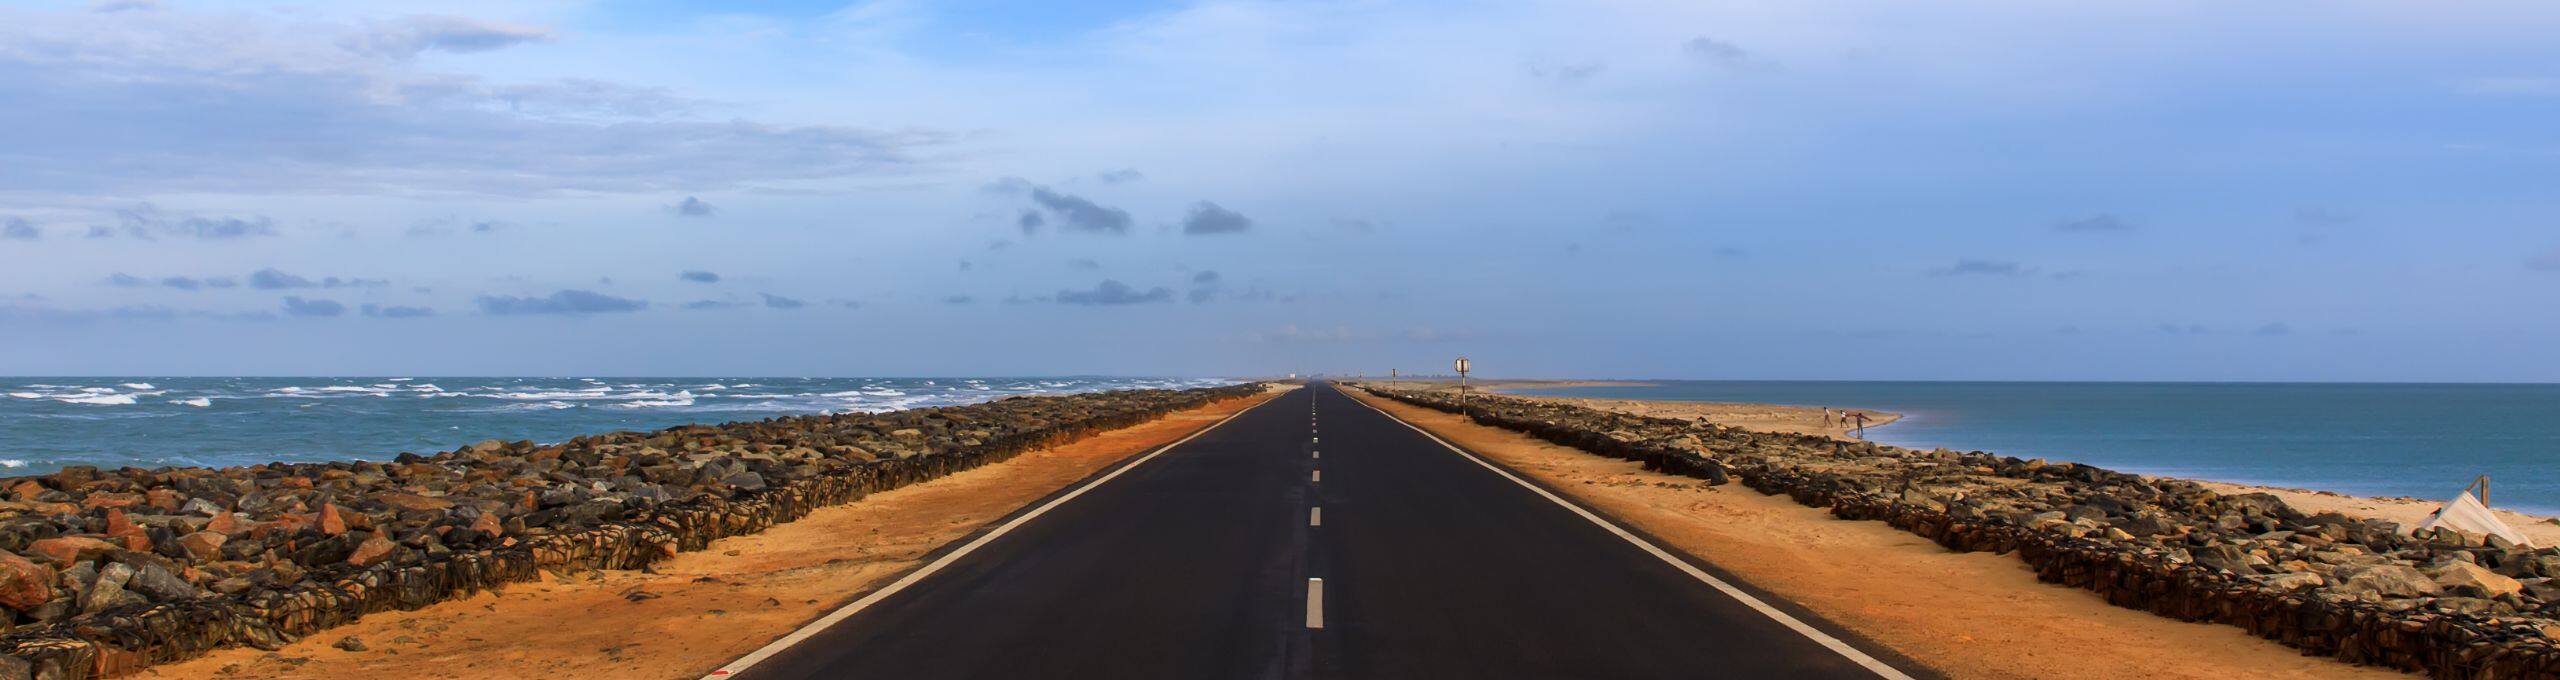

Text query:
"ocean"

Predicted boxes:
[[0, 377, 1237, 473], [1507, 381, 2560, 515]]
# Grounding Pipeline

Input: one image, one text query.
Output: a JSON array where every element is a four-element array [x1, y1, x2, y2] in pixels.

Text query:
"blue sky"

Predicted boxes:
[[1, 0, 2556, 381]]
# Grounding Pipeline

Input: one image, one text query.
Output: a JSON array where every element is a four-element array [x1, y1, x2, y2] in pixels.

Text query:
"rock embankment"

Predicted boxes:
[[1355, 384, 2560, 679], [0, 383, 1263, 679]]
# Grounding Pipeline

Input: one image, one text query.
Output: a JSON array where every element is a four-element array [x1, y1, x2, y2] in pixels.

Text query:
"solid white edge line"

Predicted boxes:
[[1344, 390, 1918, 680], [1306, 577, 1326, 629], [699, 388, 1293, 679]]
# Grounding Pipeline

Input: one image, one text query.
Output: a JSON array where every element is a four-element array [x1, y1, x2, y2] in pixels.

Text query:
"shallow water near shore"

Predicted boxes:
[[0, 377, 1236, 472], [1510, 381, 2560, 515]]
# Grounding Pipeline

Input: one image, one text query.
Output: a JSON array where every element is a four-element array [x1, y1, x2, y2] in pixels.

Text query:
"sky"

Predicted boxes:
[[1, 0, 2556, 381]]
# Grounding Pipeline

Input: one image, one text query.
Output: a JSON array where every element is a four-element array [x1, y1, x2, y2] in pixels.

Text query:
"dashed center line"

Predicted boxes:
[[1306, 578, 1326, 629], [1310, 506, 1322, 526], [1312, 469, 1322, 483]]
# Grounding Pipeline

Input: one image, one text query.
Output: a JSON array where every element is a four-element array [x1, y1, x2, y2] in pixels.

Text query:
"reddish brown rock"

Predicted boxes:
[[318, 504, 349, 536], [7, 480, 43, 501], [374, 492, 454, 512], [104, 508, 142, 539], [80, 492, 142, 510], [145, 488, 184, 512], [206, 511, 246, 535], [26, 536, 117, 567], [345, 536, 396, 567], [0, 550, 56, 610], [470, 512, 503, 537], [178, 532, 228, 561]]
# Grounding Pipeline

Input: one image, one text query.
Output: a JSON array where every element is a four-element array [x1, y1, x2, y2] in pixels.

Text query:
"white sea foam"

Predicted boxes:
[[120, 382, 155, 390], [614, 397, 696, 408], [58, 394, 137, 405], [173, 397, 213, 408], [6, 392, 41, 399], [0, 460, 23, 468]]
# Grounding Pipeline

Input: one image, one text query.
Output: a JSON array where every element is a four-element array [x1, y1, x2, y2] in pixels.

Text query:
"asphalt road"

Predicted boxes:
[[719, 383, 1917, 680]]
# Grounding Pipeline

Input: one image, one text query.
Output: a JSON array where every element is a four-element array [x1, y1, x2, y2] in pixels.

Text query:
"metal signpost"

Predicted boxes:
[[1454, 356, 1471, 413]]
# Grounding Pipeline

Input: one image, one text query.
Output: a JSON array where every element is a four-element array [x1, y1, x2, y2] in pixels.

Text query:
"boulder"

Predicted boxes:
[[178, 532, 228, 561], [26, 536, 117, 567], [346, 536, 397, 568], [2258, 571, 2324, 590], [0, 551, 56, 610], [128, 563, 198, 601], [2430, 561, 2524, 599], [80, 562, 145, 614], [373, 492, 453, 512]]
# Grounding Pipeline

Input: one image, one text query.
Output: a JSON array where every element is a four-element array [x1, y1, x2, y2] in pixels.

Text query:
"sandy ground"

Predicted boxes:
[[1350, 389, 2405, 680], [1362, 380, 1901, 440], [144, 388, 1288, 680], [1508, 394, 1901, 440]]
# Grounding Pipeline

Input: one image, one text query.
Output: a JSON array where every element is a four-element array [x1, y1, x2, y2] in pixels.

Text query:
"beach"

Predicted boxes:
[[1478, 385, 2560, 544]]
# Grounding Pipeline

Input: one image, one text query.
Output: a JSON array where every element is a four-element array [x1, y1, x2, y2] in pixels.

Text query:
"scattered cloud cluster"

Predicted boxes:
[[1181, 202, 1253, 235], [281, 296, 347, 317], [476, 290, 647, 315], [1055, 280, 1170, 306], [250, 269, 387, 290], [1027, 186, 1131, 234]]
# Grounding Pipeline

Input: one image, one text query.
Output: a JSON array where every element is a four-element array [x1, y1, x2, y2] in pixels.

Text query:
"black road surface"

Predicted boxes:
[[732, 383, 1915, 680]]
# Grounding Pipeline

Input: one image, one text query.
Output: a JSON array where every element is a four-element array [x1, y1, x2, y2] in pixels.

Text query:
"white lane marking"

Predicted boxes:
[[700, 392, 1283, 680], [1306, 578, 1326, 629], [1312, 450, 1320, 459], [1312, 469, 1321, 483], [1347, 392, 1918, 680], [1310, 506, 1322, 526]]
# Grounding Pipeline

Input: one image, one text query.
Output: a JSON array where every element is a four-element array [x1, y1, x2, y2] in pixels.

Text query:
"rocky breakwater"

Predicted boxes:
[[0, 382, 1263, 679], [1355, 384, 2560, 679]]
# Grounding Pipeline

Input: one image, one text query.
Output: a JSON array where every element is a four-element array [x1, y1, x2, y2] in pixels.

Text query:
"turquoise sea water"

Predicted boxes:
[[0, 377, 1236, 473], [1508, 381, 2560, 515]]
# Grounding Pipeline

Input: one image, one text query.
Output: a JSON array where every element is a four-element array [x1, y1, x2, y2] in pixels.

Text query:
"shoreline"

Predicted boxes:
[[1491, 387, 2558, 545]]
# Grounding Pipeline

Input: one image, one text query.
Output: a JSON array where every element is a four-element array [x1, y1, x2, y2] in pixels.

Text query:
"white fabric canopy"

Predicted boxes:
[[2415, 490, 2534, 548]]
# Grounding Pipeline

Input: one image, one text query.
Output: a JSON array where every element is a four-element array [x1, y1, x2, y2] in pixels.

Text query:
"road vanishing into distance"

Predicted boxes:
[[707, 383, 1923, 680]]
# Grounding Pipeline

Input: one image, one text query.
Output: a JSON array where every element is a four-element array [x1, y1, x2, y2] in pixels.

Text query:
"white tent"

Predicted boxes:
[[2415, 490, 2534, 548]]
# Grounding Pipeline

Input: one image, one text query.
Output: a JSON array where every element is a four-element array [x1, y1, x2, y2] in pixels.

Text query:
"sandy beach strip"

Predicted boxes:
[[1349, 388, 2403, 679], [147, 387, 1288, 679], [1484, 388, 2559, 545]]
